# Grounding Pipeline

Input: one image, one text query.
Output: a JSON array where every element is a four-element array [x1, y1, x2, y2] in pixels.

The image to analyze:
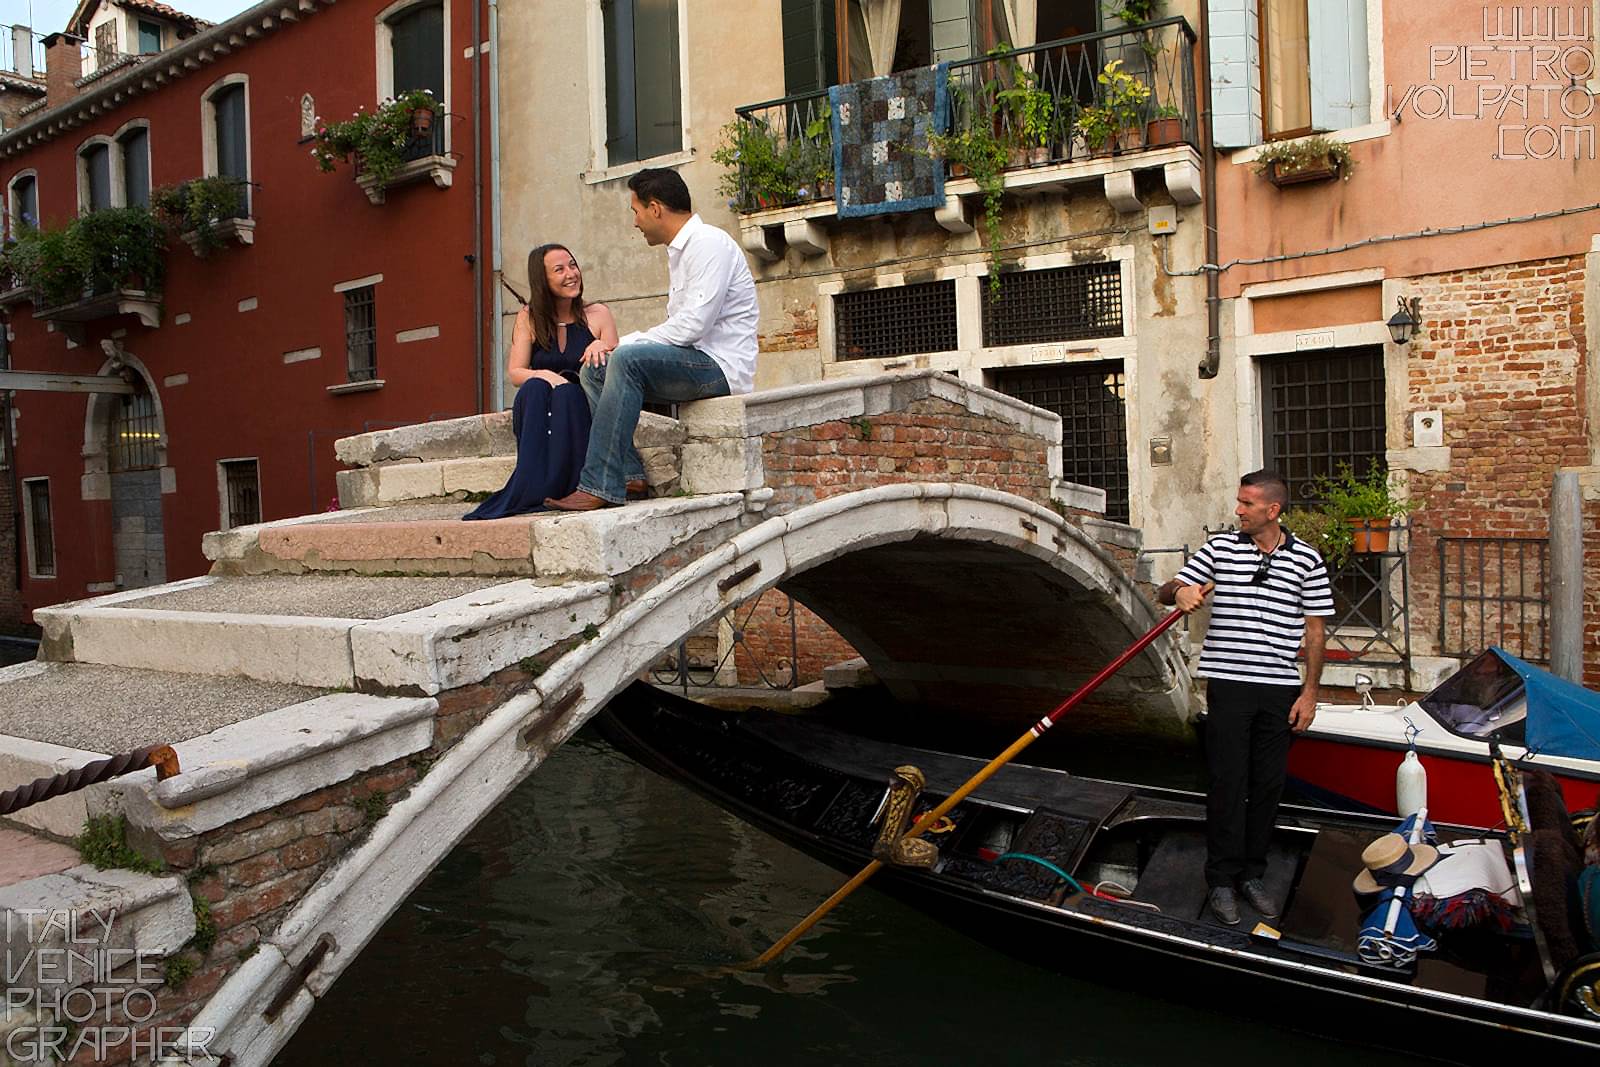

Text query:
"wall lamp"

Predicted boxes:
[[1387, 296, 1422, 345]]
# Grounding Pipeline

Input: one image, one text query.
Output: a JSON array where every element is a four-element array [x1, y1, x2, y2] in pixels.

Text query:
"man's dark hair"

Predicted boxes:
[[1240, 469, 1289, 509], [627, 168, 692, 213]]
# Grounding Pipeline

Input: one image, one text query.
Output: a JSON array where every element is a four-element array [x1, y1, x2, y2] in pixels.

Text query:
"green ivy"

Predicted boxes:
[[311, 89, 440, 187], [76, 815, 166, 875], [152, 176, 248, 257], [1, 207, 165, 308]]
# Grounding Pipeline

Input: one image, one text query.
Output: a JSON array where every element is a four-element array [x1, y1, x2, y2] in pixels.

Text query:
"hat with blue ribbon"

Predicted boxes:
[[1353, 832, 1440, 894]]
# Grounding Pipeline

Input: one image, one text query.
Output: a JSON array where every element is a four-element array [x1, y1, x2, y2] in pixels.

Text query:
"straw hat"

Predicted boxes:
[[1352, 833, 1440, 894]]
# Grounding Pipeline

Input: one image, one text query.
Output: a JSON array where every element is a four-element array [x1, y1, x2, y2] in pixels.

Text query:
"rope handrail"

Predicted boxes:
[[0, 744, 179, 818]]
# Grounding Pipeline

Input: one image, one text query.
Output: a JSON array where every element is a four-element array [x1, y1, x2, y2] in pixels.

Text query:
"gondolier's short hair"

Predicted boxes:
[[627, 168, 692, 213], [1240, 468, 1289, 508]]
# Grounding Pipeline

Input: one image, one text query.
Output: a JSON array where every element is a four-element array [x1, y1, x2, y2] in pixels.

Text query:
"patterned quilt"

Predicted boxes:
[[830, 64, 948, 219]]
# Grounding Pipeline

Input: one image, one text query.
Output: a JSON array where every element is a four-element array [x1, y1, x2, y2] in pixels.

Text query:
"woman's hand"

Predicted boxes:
[[581, 339, 612, 368], [527, 368, 569, 387], [512, 305, 533, 346]]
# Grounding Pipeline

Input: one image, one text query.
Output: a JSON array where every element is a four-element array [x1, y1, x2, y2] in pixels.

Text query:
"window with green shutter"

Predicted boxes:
[[602, 0, 682, 165]]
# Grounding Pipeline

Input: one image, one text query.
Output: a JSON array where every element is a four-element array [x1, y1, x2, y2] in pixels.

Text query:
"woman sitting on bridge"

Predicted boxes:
[[465, 244, 620, 519]]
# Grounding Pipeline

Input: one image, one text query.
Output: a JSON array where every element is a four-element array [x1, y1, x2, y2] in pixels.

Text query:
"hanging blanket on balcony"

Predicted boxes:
[[830, 63, 947, 219]]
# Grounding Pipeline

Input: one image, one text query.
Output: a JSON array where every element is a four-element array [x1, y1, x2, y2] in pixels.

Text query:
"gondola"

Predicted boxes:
[[597, 682, 1600, 1065]]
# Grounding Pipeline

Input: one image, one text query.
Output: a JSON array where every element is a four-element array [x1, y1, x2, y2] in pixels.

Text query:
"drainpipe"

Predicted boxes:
[[1549, 470, 1583, 682], [471, 0, 485, 413], [488, 0, 505, 412], [1197, 3, 1221, 380]]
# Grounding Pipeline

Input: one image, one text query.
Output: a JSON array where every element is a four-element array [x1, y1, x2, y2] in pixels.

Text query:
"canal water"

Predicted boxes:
[[277, 692, 1438, 1067]]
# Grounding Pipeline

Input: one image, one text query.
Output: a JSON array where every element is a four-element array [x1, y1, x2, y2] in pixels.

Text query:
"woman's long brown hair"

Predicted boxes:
[[526, 243, 586, 353]]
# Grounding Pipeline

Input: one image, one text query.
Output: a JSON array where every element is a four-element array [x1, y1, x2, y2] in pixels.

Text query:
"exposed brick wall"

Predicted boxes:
[[758, 301, 819, 353], [762, 396, 1055, 510], [1400, 254, 1595, 687], [733, 588, 859, 686]]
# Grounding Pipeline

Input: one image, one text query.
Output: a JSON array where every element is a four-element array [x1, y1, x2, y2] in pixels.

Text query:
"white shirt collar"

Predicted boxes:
[[667, 213, 702, 252]]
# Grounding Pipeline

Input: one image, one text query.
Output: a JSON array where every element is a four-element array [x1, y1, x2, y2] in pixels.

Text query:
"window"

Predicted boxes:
[[219, 459, 261, 530], [118, 126, 150, 208], [981, 262, 1124, 347], [992, 361, 1130, 524], [80, 142, 112, 213], [602, 0, 682, 165], [1262, 345, 1387, 627], [7, 173, 37, 237], [834, 280, 958, 360], [388, 3, 444, 99], [138, 20, 162, 53], [204, 79, 251, 215], [110, 389, 162, 472], [345, 286, 378, 381], [23, 478, 54, 578], [782, 0, 839, 95], [94, 20, 118, 60], [1214, 0, 1370, 145]]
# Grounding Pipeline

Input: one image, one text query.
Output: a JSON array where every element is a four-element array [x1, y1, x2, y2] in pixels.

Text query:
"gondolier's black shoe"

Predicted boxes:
[[1239, 878, 1279, 919], [1208, 886, 1241, 925]]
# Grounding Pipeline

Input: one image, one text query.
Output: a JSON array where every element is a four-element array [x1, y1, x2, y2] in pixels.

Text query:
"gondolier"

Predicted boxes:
[[1159, 469, 1335, 926]]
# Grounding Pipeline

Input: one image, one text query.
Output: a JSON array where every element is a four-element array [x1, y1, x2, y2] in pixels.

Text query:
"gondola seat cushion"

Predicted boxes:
[[1530, 828, 1585, 968], [1524, 769, 1578, 849]]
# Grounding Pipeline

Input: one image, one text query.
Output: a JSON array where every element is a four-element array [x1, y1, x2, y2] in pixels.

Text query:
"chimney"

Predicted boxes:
[[11, 26, 34, 79], [41, 32, 83, 111]]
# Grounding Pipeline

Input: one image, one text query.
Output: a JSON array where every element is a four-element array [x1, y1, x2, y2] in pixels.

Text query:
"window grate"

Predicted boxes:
[[991, 361, 1130, 523], [834, 280, 958, 361], [981, 262, 1124, 347], [1437, 537, 1548, 663], [222, 459, 261, 530], [1263, 346, 1386, 505], [345, 286, 378, 381], [25, 479, 52, 575], [109, 389, 160, 472]]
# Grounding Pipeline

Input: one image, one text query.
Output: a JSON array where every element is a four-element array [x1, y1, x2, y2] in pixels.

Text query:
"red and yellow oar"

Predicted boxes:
[[748, 590, 1208, 968]]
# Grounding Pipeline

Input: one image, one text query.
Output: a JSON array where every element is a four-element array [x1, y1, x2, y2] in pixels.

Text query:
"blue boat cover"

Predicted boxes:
[[1494, 647, 1600, 761]]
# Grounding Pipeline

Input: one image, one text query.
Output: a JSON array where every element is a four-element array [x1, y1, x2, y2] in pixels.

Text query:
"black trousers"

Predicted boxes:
[[1204, 678, 1300, 888]]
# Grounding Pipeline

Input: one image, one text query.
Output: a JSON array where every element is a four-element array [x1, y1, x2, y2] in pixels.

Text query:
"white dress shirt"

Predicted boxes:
[[617, 213, 760, 394]]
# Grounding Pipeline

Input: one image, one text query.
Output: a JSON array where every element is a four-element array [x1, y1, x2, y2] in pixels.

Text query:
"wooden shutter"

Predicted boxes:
[[782, 0, 838, 95], [390, 3, 444, 99], [1308, 0, 1369, 130], [120, 128, 149, 208]]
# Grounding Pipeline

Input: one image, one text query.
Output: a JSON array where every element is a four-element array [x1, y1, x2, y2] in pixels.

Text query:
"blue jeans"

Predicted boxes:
[[577, 341, 730, 503]]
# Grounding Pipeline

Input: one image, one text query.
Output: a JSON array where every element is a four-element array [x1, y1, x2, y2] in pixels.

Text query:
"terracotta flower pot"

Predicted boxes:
[[1348, 517, 1392, 553], [409, 106, 435, 138], [1145, 117, 1182, 146]]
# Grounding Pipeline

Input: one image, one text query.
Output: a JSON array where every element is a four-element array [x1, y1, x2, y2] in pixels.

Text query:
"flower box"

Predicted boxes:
[[1266, 156, 1342, 187]]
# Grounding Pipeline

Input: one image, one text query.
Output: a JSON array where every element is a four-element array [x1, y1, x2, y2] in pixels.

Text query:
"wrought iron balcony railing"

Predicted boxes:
[[725, 17, 1198, 215]]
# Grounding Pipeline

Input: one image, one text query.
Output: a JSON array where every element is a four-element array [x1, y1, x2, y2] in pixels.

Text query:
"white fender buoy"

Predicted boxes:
[[1397, 748, 1428, 817]]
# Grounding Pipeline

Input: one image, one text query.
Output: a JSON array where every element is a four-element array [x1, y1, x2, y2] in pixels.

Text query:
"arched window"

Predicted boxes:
[[378, 1, 448, 153], [202, 77, 251, 216], [6, 172, 38, 237], [79, 140, 113, 213], [118, 125, 151, 208], [109, 387, 162, 472]]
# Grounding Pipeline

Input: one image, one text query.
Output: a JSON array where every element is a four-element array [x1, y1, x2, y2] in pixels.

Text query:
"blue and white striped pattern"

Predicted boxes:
[[1175, 530, 1335, 686]]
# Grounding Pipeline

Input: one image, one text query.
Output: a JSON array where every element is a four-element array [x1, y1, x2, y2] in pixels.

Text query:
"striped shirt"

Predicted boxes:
[[1174, 529, 1335, 686]]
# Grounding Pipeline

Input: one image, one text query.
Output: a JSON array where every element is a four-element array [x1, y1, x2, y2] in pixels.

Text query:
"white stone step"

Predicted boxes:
[[31, 575, 609, 694]]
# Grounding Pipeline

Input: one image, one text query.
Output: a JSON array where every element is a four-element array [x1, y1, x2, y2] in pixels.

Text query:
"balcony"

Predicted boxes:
[[727, 17, 1201, 261], [355, 121, 453, 206]]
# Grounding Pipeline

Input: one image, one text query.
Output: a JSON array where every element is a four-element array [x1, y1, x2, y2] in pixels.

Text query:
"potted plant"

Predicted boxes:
[[1253, 134, 1354, 186], [152, 176, 248, 257], [1145, 103, 1183, 147], [713, 117, 799, 212], [803, 104, 834, 199], [1281, 505, 1355, 570], [311, 89, 441, 188], [1095, 60, 1151, 153], [996, 62, 1055, 165], [1312, 460, 1419, 554]]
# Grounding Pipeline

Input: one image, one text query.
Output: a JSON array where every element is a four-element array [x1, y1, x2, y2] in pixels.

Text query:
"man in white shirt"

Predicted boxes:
[[546, 168, 759, 510]]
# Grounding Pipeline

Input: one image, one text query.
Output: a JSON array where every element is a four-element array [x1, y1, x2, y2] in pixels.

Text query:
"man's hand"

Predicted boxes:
[[1173, 582, 1214, 614], [1289, 691, 1318, 733], [581, 339, 612, 368]]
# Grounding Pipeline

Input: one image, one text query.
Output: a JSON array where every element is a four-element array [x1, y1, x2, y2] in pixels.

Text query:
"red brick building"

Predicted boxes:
[[0, 0, 492, 623]]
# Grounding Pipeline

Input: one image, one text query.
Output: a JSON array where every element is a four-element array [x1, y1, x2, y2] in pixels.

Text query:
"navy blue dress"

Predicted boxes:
[[464, 320, 594, 520]]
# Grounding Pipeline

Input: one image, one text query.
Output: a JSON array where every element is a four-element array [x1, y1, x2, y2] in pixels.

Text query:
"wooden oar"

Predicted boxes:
[[748, 591, 1208, 968]]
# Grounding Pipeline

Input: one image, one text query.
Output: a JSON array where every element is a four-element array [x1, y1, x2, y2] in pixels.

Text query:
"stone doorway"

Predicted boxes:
[[83, 350, 170, 591]]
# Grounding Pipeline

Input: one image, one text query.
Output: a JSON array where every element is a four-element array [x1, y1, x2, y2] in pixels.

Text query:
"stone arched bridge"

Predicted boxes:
[[0, 371, 1188, 1066]]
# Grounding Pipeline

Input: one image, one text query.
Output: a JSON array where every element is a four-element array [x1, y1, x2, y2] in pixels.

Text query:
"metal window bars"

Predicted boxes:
[[223, 460, 261, 529], [980, 261, 1123, 346], [991, 361, 1130, 524], [109, 388, 161, 472], [345, 286, 378, 382], [725, 17, 1198, 213], [834, 280, 959, 360], [1437, 536, 1548, 664]]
